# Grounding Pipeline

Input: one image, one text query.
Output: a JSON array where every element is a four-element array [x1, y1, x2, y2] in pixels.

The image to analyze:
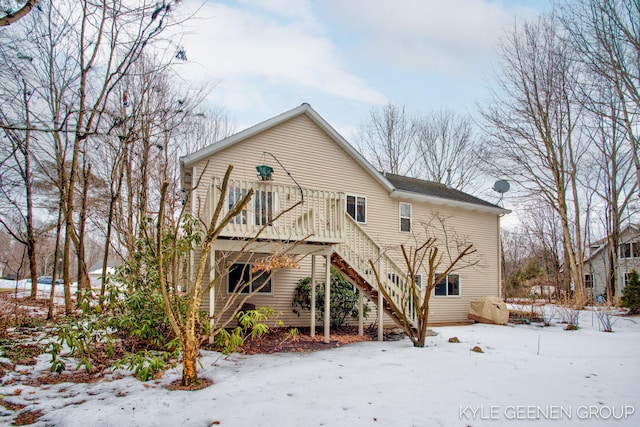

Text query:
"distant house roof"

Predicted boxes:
[[88, 259, 120, 274], [181, 103, 509, 215], [586, 223, 640, 262]]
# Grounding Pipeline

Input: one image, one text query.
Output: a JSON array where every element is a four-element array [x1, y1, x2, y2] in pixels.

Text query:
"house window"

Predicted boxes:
[[227, 263, 272, 294], [399, 202, 411, 232], [585, 274, 593, 289], [346, 195, 366, 223], [228, 187, 248, 225], [434, 273, 460, 296], [619, 243, 632, 258], [254, 190, 277, 226], [413, 273, 423, 290], [618, 242, 639, 258]]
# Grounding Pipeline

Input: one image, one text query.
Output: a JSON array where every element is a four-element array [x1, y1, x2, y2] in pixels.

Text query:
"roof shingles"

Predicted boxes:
[[384, 173, 502, 210]]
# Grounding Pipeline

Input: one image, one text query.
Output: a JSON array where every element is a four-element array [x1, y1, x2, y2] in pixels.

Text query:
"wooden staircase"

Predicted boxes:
[[331, 214, 418, 332]]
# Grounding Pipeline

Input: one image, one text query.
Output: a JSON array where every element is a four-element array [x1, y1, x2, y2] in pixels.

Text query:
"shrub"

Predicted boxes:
[[215, 306, 281, 355], [292, 268, 369, 328], [621, 270, 640, 315]]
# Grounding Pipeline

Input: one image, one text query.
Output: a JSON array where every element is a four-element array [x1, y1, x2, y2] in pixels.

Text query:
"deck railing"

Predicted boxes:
[[206, 178, 345, 243], [204, 176, 416, 327]]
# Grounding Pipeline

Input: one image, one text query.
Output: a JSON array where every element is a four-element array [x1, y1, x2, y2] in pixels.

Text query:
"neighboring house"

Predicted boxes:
[[585, 223, 640, 299], [88, 259, 119, 289], [180, 104, 509, 342]]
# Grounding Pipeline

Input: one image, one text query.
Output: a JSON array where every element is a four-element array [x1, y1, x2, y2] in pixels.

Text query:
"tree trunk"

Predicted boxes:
[[76, 160, 92, 296], [181, 336, 200, 387], [0, 0, 37, 26], [48, 205, 64, 320]]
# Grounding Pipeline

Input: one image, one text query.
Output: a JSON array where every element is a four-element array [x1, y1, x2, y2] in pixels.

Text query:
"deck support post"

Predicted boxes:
[[358, 289, 364, 336], [378, 291, 384, 341], [310, 255, 316, 337], [377, 249, 383, 342], [324, 254, 331, 344], [208, 250, 216, 344]]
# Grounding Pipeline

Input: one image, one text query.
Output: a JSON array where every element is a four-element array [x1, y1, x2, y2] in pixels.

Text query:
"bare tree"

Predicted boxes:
[[481, 16, 588, 304], [180, 105, 237, 154], [0, 74, 39, 295], [414, 109, 485, 191], [501, 228, 535, 298], [0, 0, 37, 26], [370, 213, 479, 347], [559, 0, 640, 197], [582, 82, 637, 298], [519, 201, 565, 296], [0, 0, 183, 313], [150, 163, 304, 387], [356, 102, 417, 175]]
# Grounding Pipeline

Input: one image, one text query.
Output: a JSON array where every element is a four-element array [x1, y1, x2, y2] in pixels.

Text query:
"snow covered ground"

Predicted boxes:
[[0, 279, 75, 299], [1, 301, 638, 426]]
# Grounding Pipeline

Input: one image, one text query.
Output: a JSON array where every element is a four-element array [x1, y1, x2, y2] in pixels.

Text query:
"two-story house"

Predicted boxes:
[[180, 104, 509, 342], [585, 223, 640, 300]]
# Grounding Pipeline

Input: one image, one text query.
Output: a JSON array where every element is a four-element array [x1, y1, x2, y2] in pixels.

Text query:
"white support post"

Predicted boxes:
[[377, 249, 383, 342], [310, 255, 316, 337], [358, 289, 364, 336], [324, 254, 331, 344], [208, 249, 216, 344], [378, 290, 384, 341]]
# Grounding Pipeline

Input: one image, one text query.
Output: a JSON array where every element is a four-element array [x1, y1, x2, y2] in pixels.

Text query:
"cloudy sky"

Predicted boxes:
[[177, 0, 551, 138]]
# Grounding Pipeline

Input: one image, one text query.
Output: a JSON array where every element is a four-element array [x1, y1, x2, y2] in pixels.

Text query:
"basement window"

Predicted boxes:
[[227, 263, 272, 294], [434, 273, 460, 297]]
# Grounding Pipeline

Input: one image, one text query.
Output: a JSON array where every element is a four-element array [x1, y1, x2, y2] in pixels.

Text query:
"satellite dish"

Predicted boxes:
[[493, 180, 510, 206], [493, 180, 510, 194]]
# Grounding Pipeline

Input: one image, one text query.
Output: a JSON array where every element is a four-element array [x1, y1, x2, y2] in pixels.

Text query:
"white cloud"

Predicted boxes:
[[179, 1, 386, 111], [325, 0, 542, 75]]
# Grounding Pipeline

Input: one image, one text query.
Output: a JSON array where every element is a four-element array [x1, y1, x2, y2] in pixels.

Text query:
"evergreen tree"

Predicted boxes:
[[621, 270, 640, 315]]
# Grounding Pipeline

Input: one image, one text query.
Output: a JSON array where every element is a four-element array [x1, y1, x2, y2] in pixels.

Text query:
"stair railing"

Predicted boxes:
[[335, 214, 417, 327]]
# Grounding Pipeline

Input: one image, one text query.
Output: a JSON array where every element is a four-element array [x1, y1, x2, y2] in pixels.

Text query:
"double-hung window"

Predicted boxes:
[[434, 273, 460, 296], [346, 195, 366, 223], [619, 243, 632, 258], [585, 274, 593, 289], [619, 242, 640, 258], [227, 263, 272, 294], [399, 202, 411, 232]]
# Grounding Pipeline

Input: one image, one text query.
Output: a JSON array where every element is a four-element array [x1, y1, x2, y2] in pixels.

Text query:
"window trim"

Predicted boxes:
[[413, 273, 423, 290], [585, 273, 593, 289], [619, 242, 632, 259], [228, 186, 249, 225], [346, 194, 367, 224], [623, 272, 631, 288], [433, 273, 461, 297], [399, 202, 412, 233], [227, 263, 273, 295]]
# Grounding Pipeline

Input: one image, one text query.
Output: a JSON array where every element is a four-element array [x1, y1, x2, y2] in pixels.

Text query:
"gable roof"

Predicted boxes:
[[586, 223, 640, 261], [181, 103, 509, 215], [181, 103, 394, 193]]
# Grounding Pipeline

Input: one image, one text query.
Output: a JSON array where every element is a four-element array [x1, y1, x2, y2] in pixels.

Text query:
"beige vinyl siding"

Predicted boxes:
[[188, 113, 502, 326]]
